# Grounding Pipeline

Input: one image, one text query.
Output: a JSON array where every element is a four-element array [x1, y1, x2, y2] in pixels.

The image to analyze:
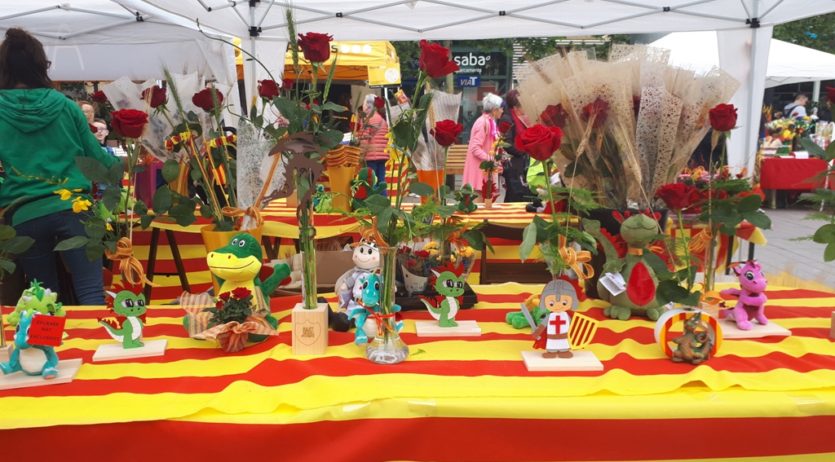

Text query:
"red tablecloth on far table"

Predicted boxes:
[[760, 157, 830, 190]]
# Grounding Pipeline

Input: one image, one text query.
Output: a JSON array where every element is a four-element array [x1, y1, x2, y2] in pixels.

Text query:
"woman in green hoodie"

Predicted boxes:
[[0, 28, 119, 305]]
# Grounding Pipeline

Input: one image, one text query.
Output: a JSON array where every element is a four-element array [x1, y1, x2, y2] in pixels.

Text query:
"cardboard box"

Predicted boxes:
[[269, 250, 356, 295]]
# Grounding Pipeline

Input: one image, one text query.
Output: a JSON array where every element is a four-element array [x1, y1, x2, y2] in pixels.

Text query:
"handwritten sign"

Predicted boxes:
[[27, 315, 66, 347]]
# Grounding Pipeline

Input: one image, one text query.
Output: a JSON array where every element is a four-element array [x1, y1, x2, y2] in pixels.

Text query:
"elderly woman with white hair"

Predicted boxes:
[[462, 92, 503, 198], [358, 93, 389, 194]]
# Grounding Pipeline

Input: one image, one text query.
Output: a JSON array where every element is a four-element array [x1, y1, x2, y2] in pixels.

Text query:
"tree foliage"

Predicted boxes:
[[774, 12, 835, 54]]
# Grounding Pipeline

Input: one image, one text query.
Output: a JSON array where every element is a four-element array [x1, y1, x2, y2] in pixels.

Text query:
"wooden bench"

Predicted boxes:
[[445, 144, 467, 175]]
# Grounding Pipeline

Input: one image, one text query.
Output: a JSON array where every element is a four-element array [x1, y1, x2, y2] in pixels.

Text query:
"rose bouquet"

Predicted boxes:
[[192, 287, 278, 353]]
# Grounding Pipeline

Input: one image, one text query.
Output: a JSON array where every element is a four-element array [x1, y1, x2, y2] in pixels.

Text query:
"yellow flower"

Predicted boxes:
[[424, 241, 440, 250], [106, 222, 113, 232], [71, 197, 92, 213], [54, 189, 73, 201]]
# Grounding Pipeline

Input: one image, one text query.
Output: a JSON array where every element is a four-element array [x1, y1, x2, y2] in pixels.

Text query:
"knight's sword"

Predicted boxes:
[[519, 302, 538, 334]]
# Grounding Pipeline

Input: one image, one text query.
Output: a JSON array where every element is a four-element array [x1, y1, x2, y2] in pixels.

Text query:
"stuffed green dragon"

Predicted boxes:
[[7, 279, 64, 326], [419, 263, 466, 327], [100, 282, 146, 349], [206, 233, 291, 311], [584, 212, 665, 320]]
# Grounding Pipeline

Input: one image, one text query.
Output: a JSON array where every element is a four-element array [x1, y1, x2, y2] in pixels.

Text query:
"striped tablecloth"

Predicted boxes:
[[2, 283, 834, 461]]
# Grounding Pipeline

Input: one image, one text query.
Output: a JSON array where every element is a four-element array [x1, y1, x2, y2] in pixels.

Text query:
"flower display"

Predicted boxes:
[[655, 182, 700, 211], [498, 120, 512, 134], [431, 119, 463, 147], [373, 96, 385, 110], [192, 87, 224, 113], [140, 85, 167, 108], [418, 40, 459, 78], [91, 90, 107, 104], [708, 103, 737, 132], [258, 79, 280, 100], [581, 97, 609, 128], [297, 32, 333, 63], [515, 124, 563, 161], [71, 196, 92, 213], [110, 109, 148, 139], [540, 104, 567, 128]]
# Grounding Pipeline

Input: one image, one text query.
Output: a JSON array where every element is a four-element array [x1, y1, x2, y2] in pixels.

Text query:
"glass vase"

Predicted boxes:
[[365, 246, 409, 364], [703, 225, 719, 294], [297, 171, 318, 310]]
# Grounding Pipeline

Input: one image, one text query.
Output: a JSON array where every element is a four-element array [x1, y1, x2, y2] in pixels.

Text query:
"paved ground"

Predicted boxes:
[[751, 208, 835, 289]]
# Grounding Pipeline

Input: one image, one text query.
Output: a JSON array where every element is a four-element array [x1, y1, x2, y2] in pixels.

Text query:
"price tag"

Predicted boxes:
[[600, 272, 627, 296], [27, 315, 67, 347]]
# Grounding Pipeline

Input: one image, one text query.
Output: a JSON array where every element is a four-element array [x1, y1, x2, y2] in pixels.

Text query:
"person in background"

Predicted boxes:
[[78, 99, 95, 124], [499, 89, 533, 202], [463, 93, 503, 199], [763, 127, 783, 148], [0, 28, 120, 305], [358, 94, 389, 195], [91, 118, 116, 155], [784, 94, 809, 119]]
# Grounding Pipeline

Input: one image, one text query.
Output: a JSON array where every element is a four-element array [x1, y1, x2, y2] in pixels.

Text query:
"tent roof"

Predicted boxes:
[[650, 31, 835, 88], [120, 0, 835, 41], [0, 1, 236, 82]]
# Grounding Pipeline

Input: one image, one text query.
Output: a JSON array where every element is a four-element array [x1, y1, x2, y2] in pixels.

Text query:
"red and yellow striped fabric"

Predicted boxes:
[[1, 283, 834, 460]]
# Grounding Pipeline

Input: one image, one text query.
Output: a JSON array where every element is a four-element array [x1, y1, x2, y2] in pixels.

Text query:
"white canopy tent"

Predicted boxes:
[[0, 1, 237, 85], [651, 31, 835, 88], [117, 0, 835, 175]]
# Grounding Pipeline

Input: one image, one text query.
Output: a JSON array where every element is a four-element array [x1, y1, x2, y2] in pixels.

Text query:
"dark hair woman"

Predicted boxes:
[[0, 28, 119, 304], [499, 89, 534, 202]]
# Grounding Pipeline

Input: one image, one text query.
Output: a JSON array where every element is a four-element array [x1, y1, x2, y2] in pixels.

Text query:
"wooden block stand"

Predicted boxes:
[[521, 350, 604, 372], [415, 320, 481, 337], [292, 303, 329, 355], [721, 320, 791, 339], [0, 344, 11, 363], [93, 339, 168, 362], [0, 358, 82, 391]]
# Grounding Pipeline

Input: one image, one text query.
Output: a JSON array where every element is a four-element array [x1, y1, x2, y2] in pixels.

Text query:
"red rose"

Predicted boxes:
[[192, 87, 224, 113], [110, 109, 148, 139], [218, 292, 231, 302], [540, 104, 567, 128], [89, 123, 98, 134], [582, 97, 609, 128], [655, 182, 699, 211], [431, 119, 463, 147], [825, 87, 835, 106], [481, 179, 499, 200], [374, 96, 385, 110], [354, 185, 369, 200], [515, 124, 563, 161], [258, 79, 280, 100], [418, 40, 459, 78], [297, 32, 333, 63], [498, 121, 512, 134], [231, 287, 251, 300], [91, 90, 107, 104], [282, 78, 295, 91], [708, 103, 737, 132], [140, 85, 167, 108]]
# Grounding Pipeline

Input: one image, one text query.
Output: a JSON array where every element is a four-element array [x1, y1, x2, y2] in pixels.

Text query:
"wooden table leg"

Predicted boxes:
[[262, 236, 281, 261], [724, 234, 734, 275], [166, 230, 191, 293], [144, 227, 160, 301], [747, 242, 755, 261]]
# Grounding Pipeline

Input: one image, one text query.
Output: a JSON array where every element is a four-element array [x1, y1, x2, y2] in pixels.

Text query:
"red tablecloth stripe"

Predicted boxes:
[[760, 157, 829, 190]]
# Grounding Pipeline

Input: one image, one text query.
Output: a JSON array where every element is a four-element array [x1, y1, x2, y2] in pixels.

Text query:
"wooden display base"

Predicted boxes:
[[92, 339, 168, 363], [0, 345, 11, 363], [292, 303, 329, 355], [721, 319, 791, 339], [0, 358, 82, 391], [521, 350, 603, 372], [415, 320, 481, 337]]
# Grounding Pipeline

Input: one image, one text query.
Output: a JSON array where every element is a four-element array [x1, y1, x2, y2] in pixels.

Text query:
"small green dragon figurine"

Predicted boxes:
[[419, 263, 467, 328], [7, 279, 64, 326], [100, 282, 147, 349]]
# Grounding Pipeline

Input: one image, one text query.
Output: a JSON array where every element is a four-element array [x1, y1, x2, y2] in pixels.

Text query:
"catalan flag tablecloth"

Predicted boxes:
[[1, 282, 834, 461]]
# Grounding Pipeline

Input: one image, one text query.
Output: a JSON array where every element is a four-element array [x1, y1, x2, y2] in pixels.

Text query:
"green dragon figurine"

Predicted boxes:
[[583, 212, 665, 321], [419, 263, 466, 327], [7, 279, 64, 326], [100, 282, 147, 349]]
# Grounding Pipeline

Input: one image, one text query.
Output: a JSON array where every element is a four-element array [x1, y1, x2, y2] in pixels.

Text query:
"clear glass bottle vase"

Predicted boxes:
[[365, 245, 409, 364]]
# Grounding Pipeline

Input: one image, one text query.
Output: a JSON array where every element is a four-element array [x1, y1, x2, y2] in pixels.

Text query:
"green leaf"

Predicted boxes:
[[656, 280, 690, 305], [85, 241, 104, 261], [826, 242, 835, 262], [103, 187, 121, 211], [76, 157, 110, 183], [737, 194, 762, 213], [198, 199, 214, 219], [0, 225, 15, 240], [272, 97, 298, 121], [743, 210, 772, 230], [171, 200, 197, 227], [54, 235, 89, 251], [364, 194, 391, 214], [409, 181, 434, 197], [801, 137, 827, 159], [2, 235, 33, 254], [462, 228, 488, 252], [140, 214, 154, 229], [153, 186, 173, 213], [162, 160, 182, 183], [813, 223, 835, 244], [378, 206, 394, 230], [519, 222, 537, 261], [321, 101, 347, 113], [0, 258, 16, 276], [317, 129, 344, 150], [107, 162, 125, 186]]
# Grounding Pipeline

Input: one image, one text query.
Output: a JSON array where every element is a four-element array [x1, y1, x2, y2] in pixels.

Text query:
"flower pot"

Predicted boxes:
[[216, 330, 248, 353], [326, 163, 359, 213], [200, 224, 264, 295], [416, 169, 445, 204], [401, 264, 428, 295]]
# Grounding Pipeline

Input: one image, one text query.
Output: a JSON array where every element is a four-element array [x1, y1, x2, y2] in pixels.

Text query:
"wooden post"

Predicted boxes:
[[830, 312, 835, 340], [292, 302, 329, 355]]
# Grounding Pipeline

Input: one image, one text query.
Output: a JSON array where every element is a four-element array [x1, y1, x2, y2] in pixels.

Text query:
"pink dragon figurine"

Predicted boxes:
[[720, 260, 768, 330]]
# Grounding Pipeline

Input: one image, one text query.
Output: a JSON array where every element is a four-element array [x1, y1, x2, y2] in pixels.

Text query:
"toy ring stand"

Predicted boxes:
[[654, 309, 723, 358]]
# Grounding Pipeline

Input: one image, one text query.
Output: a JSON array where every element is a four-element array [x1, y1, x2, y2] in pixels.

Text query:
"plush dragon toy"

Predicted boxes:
[[7, 279, 64, 326], [348, 273, 403, 345], [99, 282, 147, 349], [0, 310, 60, 379], [419, 263, 467, 328]]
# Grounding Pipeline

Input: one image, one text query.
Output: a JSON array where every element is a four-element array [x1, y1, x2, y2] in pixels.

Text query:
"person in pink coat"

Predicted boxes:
[[359, 94, 390, 195], [462, 93, 503, 198]]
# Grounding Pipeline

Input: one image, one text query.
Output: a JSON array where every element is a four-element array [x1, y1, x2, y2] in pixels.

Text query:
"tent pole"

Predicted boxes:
[[813, 80, 821, 103]]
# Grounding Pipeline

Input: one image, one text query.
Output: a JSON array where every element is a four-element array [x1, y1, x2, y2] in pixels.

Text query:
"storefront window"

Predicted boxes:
[[451, 49, 512, 143]]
